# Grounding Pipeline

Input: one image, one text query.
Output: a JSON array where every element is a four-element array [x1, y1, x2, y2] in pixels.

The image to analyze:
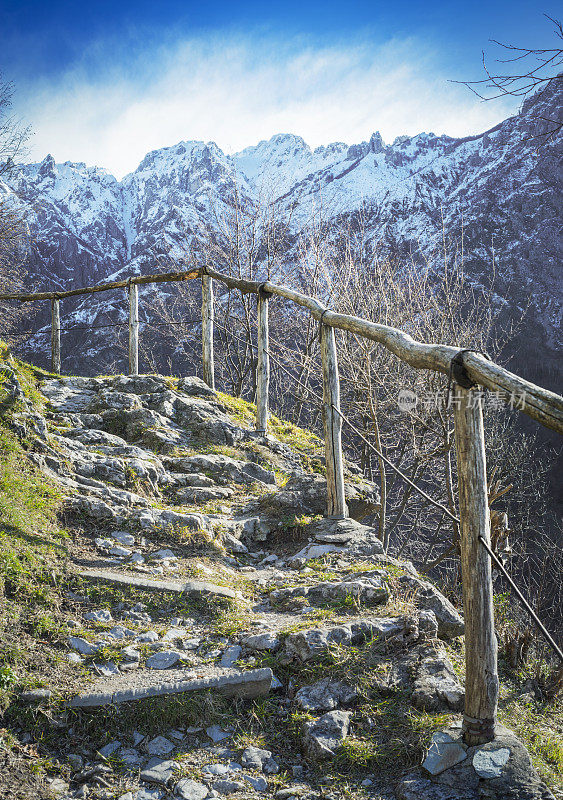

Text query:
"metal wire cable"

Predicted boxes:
[[478, 535, 563, 662]]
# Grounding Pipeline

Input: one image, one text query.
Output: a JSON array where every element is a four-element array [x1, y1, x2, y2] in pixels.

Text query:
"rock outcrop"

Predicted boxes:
[[1, 360, 555, 800]]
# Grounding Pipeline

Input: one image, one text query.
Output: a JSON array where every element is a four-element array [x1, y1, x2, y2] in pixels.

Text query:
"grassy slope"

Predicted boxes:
[[0, 350, 560, 793]]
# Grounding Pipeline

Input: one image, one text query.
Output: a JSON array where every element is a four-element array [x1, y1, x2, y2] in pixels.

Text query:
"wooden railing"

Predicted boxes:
[[2, 265, 562, 746]]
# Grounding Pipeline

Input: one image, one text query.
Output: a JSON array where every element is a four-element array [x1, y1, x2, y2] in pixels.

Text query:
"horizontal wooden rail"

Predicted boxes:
[[0, 270, 201, 302], [1, 264, 562, 434]]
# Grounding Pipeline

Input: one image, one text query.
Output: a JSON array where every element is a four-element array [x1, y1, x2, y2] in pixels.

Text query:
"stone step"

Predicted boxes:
[[78, 569, 237, 600], [68, 666, 272, 708]]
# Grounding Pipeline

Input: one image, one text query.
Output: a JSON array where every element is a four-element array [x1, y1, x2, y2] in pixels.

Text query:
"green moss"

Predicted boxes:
[[0, 424, 67, 603], [216, 391, 256, 427], [216, 390, 323, 459]]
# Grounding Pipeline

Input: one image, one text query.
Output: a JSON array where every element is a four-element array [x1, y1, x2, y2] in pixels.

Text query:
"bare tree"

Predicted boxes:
[[455, 15, 563, 142], [0, 76, 31, 176], [0, 76, 32, 342]]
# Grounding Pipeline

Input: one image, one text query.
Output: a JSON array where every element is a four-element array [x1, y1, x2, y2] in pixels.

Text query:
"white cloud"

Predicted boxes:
[[15, 32, 518, 179]]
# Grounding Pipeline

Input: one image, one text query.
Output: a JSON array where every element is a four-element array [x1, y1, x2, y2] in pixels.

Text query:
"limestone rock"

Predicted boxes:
[[242, 775, 268, 791], [295, 679, 357, 712], [69, 636, 99, 655], [472, 746, 510, 778], [146, 651, 182, 669], [397, 774, 474, 799], [206, 725, 231, 743], [258, 473, 380, 522], [242, 633, 280, 651], [220, 645, 242, 667], [241, 745, 279, 774], [422, 732, 468, 776], [84, 609, 113, 623], [412, 646, 465, 712], [146, 735, 175, 755], [174, 778, 209, 800], [140, 757, 178, 785], [399, 575, 464, 639], [19, 688, 52, 704], [285, 617, 404, 661], [303, 710, 351, 760]]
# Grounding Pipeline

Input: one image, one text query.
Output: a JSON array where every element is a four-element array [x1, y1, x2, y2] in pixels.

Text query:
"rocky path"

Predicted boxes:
[[11, 373, 555, 800]]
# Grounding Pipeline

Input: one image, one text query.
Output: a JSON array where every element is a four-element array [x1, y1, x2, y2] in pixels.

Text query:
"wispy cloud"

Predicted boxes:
[[15, 31, 518, 179]]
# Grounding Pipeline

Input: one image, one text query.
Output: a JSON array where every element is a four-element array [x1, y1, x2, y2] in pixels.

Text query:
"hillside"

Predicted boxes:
[[1, 81, 561, 390], [0, 347, 561, 800]]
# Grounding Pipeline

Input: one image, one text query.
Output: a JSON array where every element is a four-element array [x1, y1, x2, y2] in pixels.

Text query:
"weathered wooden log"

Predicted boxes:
[[202, 273, 215, 390], [0, 269, 201, 303], [320, 322, 348, 519], [128, 282, 139, 376], [51, 298, 61, 374], [256, 289, 270, 433], [204, 269, 563, 434], [2, 263, 562, 434], [454, 386, 498, 745]]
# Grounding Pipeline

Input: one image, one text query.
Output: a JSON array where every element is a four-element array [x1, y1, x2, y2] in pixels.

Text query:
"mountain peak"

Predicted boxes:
[[38, 153, 56, 178]]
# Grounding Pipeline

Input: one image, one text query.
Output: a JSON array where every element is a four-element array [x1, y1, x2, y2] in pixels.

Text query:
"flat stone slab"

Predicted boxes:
[[68, 666, 272, 708], [78, 569, 236, 600]]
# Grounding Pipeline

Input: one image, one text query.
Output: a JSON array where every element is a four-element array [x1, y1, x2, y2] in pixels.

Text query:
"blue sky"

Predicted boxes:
[[1, 0, 558, 177]]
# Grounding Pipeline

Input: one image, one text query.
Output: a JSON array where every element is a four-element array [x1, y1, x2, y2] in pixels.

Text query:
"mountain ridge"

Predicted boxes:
[[1, 81, 561, 388]]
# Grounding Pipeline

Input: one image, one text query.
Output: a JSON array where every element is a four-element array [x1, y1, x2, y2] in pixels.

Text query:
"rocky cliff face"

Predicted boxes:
[[2, 81, 561, 384]]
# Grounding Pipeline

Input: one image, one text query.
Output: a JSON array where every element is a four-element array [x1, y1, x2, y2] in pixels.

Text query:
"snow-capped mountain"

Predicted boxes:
[[2, 80, 561, 387]]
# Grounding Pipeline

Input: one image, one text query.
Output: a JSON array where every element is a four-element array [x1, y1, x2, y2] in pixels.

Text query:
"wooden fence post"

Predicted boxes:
[[202, 273, 215, 390], [256, 288, 270, 434], [454, 386, 498, 745], [51, 298, 61, 374], [320, 321, 348, 519], [128, 281, 139, 376]]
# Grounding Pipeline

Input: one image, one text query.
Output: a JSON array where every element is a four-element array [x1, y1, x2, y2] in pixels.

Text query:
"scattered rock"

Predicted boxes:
[[303, 710, 351, 760], [136, 630, 160, 643], [242, 633, 280, 651], [136, 787, 165, 800], [110, 544, 132, 557], [48, 778, 69, 796], [122, 646, 141, 662], [146, 735, 175, 756], [241, 746, 279, 774], [422, 732, 468, 776], [206, 725, 231, 743], [120, 747, 143, 765], [285, 617, 404, 661], [112, 531, 135, 546], [84, 609, 113, 623], [67, 753, 84, 771], [69, 636, 99, 655], [242, 775, 268, 791], [220, 645, 242, 667], [140, 757, 178, 785], [412, 646, 465, 712], [151, 548, 178, 561], [399, 575, 464, 639], [203, 764, 231, 776], [295, 679, 357, 712], [146, 651, 182, 670], [397, 774, 472, 799], [99, 740, 122, 758], [212, 779, 246, 794], [175, 778, 209, 800]]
